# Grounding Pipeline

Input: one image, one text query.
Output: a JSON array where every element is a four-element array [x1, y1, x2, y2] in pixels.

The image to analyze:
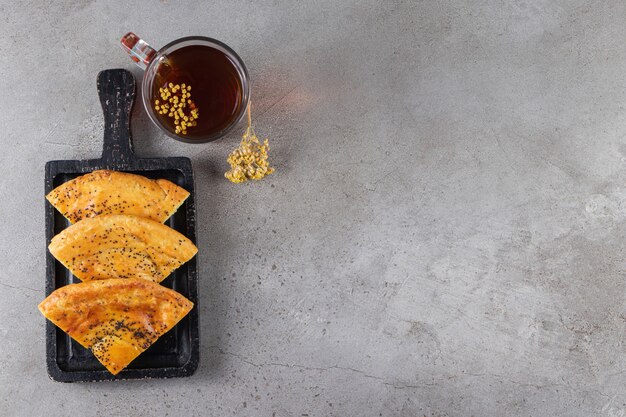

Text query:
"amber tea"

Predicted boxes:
[[151, 44, 245, 140]]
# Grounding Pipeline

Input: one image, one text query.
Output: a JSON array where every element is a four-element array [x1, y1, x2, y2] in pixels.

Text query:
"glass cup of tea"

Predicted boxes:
[[121, 32, 250, 143]]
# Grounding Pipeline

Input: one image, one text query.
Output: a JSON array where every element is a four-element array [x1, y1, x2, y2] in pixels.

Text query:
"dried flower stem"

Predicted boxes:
[[225, 102, 274, 183]]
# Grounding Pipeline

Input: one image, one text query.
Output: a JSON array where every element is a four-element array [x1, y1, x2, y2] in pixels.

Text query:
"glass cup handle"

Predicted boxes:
[[120, 32, 157, 70]]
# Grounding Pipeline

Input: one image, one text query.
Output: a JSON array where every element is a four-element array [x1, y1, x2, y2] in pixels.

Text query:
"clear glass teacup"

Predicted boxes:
[[121, 32, 250, 143]]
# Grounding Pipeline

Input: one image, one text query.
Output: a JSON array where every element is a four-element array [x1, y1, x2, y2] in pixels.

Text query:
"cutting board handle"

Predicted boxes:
[[97, 69, 136, 165]]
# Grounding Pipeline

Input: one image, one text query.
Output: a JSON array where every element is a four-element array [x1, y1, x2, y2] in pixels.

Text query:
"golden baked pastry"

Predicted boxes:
[[46, 170, 189, 223], [38, 278, 193, 375], [49, 214, 197, 283]]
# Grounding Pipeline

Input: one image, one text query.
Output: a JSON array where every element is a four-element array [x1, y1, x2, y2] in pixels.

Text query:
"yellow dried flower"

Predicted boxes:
[[225, 105, 274, 183]]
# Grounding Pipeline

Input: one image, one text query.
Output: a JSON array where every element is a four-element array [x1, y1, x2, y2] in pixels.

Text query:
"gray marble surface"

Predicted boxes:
[[1, 1, 625, 416]]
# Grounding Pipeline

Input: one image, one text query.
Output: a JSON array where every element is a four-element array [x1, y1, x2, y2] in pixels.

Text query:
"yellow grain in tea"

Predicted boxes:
[[153, 83, 199, 135]]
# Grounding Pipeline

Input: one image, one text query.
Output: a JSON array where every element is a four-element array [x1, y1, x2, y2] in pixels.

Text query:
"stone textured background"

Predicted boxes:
[[1, 1, 625, 416]]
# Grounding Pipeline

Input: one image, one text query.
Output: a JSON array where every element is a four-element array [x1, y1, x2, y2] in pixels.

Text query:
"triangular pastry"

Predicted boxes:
[[38, 278, 193, 375], [46, 170, 189, 223], [49, 214, 197, 283]]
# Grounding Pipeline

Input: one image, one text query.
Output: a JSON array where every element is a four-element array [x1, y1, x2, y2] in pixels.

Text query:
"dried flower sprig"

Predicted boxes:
[[225, 104, 274, 183]]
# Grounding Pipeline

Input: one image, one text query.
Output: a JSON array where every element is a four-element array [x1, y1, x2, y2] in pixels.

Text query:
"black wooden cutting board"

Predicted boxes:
[[44, 69, 199, 382]]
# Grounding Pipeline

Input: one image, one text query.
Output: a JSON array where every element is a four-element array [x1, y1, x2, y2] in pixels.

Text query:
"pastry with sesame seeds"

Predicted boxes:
[[38, 278, 193, 375], [48, 214, 197, 283], [46, 170, 190, 224]]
